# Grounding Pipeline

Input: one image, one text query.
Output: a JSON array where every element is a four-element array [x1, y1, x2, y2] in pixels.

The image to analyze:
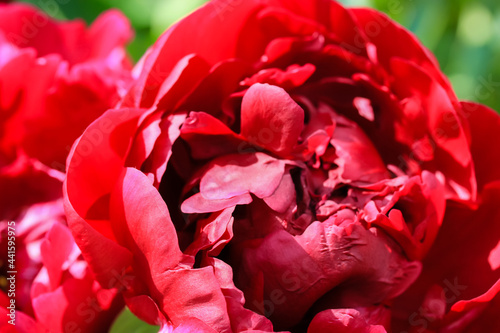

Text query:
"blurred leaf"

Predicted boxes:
[[458, 3, 494, 47], [412, 1, 449, 51], [341, 0, 374, 7], [105, 0, 158, 28], [150, 0, 206, 37], [109, 307, 159, 333]]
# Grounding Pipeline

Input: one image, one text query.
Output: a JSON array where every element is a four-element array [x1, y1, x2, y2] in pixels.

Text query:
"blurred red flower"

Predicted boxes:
[[0, 3, 133, 219]]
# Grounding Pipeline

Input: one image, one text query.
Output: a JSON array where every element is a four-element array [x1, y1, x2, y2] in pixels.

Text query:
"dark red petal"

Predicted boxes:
[[241, 64, 316, 90], [241, 83, 304, 156], [392, 183, 500, 331], [447, 279, 500, 320], [237, 213, 420, 329], [141, 113, 187, 186], [205, 257, 275, 332], [330, 116, 389, 183], [179, 59, 252, 117], [180, 111, 245, 160], [125, 111, 164, 169], [294, 106, 335, 160], [445, 280, 500, 332], [263, 34, 324, 66], [367, 172, 446, 260], [308, 309, 387, 333], [0, 156, 63, 219], [153, 54, 210, 111]]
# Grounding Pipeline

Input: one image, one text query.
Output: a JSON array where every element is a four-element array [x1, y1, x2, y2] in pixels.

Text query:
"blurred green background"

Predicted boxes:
[[19, 0, 500, 112]]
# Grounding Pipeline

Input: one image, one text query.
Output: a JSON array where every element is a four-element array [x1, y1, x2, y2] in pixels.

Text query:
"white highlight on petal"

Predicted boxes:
[[488, 240, 500, 271]]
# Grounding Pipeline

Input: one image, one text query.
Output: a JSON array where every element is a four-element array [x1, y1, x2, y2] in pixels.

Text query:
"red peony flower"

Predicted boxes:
[[64, 0, 500, 331], [0, 3, 133, 219]]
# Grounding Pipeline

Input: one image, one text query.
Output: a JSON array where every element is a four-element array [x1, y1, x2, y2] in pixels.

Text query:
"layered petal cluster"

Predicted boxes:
[[0, 3, 133, 219], [0, 197, 124, 333], [63, 0, 500, 331]]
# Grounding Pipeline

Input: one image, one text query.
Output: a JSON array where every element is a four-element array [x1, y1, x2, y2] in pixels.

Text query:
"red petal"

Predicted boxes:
[[280, 0, 368, 56], [179, 59, 252, 116], [463, 101, 500, 192], [40, 223, 76, 290], [0, 4, 67, 58], [63, 199, 133, 287], [156, 268, 232, 332], [390, 58, 475, 202], [241, 83, 304, 156], [87, 9, 133, 60], [172, 318, 218, 333], [450, 279, 500, 314], [263, 171, 296, 213], [181, 192, 253, 214], [125, 295, 166, 326], [186, 207, 235, 256], [32, 277, 122, 333], [0, 307, 42, 333], [199, 152, 285, 200], [205, 257, 275, 332], [65, 107, 146, 216], [110, 167, 184, 280], [350, 7, 454, 101], [241, 64, 316, 90], [180, 111, 245, 160]]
